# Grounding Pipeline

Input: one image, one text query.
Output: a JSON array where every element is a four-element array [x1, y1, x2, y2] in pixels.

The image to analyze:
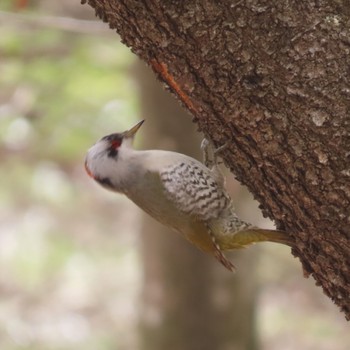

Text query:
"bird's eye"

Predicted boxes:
[[111, 139, 121, 149]]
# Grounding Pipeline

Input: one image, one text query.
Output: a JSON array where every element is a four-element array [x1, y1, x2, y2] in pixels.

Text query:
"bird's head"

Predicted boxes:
[[84, 120, 144, 189]]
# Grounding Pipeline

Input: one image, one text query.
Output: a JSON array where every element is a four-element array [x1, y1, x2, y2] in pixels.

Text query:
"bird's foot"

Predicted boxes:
[[213, 141, 230, 157], [201, 138, 230, 186], [201, 138, 214, 168], [201, 138, 230, 168]]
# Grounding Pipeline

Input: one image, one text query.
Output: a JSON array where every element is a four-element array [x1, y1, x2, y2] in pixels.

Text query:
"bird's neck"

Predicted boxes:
[[89, 147, 145, 193]]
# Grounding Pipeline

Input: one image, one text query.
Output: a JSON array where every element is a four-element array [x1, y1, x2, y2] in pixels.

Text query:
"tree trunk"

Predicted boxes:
[[136, 61, 259, 350], [82, 0, 350, 319]]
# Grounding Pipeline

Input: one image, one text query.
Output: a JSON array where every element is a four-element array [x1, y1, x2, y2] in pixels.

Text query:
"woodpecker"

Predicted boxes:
[[85, 120, 293, 271]]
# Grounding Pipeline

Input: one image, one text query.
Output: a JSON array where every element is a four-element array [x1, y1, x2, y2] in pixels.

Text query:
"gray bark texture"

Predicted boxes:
[[82, 0, 350, 319]]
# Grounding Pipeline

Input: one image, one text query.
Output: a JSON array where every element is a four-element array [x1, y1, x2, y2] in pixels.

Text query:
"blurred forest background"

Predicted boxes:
[[0, 1, 348, 349]]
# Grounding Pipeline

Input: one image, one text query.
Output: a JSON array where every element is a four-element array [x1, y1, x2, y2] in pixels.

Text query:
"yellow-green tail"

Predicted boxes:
[[218, 228, 294, 250]]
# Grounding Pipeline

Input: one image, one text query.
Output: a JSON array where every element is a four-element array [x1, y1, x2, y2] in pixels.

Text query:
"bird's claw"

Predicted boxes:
[[201, 138, 212, 168], [201, 138, 230, 168]]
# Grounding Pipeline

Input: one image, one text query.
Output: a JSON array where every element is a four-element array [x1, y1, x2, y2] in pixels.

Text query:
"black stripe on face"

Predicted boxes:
[[101, 133, 123, 159], [95, 177, 114, 189], [107, 148, 118, 158]]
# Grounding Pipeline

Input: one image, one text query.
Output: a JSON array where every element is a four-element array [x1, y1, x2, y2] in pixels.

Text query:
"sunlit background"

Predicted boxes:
[[0, 1, 348, 349]]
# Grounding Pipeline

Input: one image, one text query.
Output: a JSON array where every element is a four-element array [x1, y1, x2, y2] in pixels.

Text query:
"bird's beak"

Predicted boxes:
[[123, 120, 145, 138]]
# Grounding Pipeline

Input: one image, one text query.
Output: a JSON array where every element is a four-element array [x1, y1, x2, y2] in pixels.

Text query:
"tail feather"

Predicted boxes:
[[218, 228, 294, 250]]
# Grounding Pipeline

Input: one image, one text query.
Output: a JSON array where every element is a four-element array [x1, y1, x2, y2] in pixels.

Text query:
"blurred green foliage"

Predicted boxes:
[[0, 26, 137, 161], [0, 6, 140, 350]]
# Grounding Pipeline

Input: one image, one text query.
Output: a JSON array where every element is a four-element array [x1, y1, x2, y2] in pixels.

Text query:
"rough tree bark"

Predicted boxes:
[[81, 0, 350, 319]]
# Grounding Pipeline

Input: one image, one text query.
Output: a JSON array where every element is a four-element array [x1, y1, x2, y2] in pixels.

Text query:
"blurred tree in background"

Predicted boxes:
[[136, 62, 258, 350], [0, 1, 349, 350]]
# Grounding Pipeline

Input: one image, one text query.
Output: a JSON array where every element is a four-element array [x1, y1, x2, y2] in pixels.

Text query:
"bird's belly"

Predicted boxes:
[[126, 186, 216, 254], [127, 187, 188, 231]]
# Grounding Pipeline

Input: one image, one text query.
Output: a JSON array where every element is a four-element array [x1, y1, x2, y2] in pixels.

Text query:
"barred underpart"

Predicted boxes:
[[160, 160, 231, 221]]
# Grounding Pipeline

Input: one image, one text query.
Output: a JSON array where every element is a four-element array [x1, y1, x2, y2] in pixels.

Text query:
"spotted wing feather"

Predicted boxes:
[[160, 160, 231, 221]]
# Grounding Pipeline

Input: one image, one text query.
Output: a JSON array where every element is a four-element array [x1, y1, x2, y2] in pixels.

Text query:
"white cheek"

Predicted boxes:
[[89, 140, 109, 155], [92, 156, 115, 178], [86, 141, 108, 175]]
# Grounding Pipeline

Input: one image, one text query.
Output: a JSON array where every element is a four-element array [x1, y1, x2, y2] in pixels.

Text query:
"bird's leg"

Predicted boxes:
[[201, 138, 214, 168], [213, 141, 230, 163], [201, 138, 230, 167], [201, 138, 230, 187]]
